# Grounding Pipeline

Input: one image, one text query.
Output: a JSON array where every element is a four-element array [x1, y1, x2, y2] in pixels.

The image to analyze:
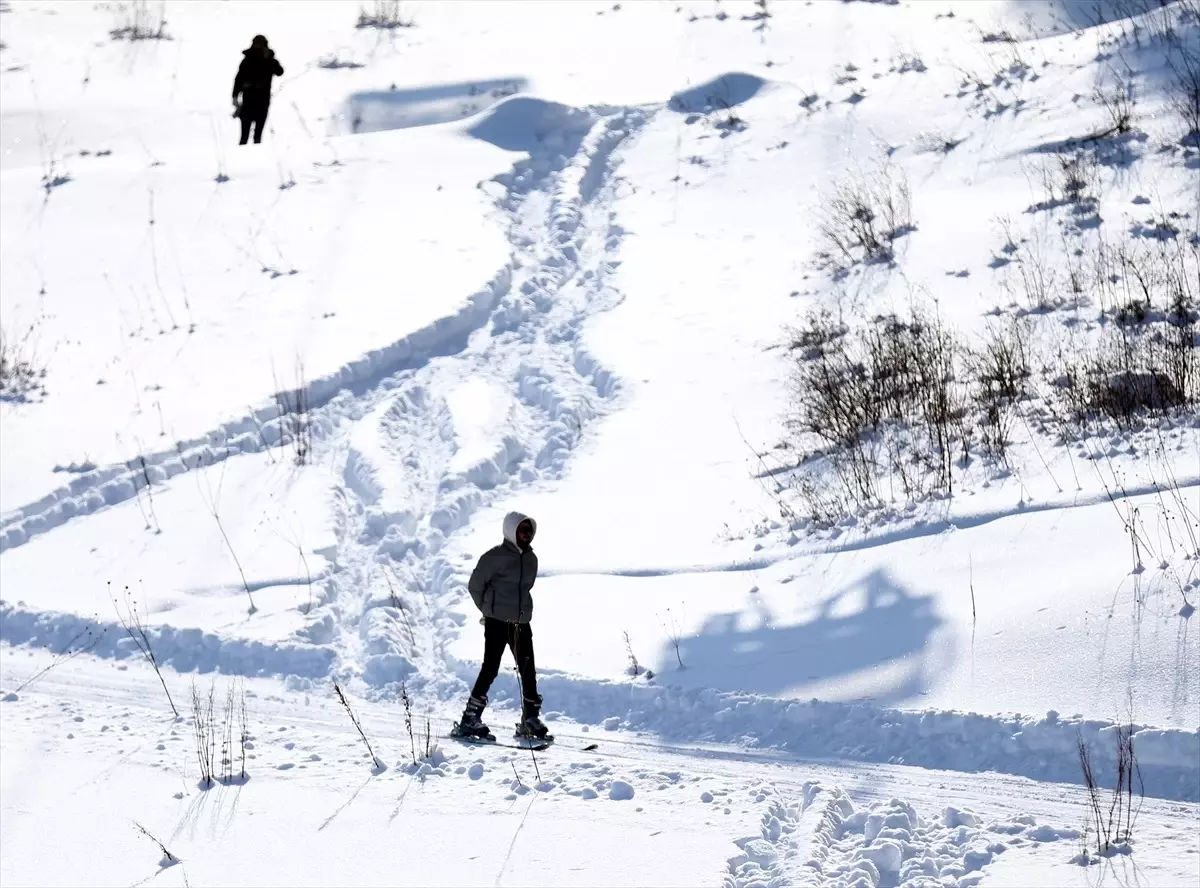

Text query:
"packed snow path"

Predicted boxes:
[[324, 100, 650, 693]]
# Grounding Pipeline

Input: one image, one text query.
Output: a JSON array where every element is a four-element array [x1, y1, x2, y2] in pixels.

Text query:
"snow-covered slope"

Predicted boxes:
[[2, 1, 1198, 885]]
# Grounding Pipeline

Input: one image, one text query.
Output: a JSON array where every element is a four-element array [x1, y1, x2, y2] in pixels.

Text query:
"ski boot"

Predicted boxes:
[[515, 693, 553, 742], [451, 694, 495, 742]]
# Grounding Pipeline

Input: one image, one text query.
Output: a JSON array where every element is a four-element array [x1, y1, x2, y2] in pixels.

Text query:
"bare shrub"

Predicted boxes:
[[1060, 237, 1200, 426], [191, 680, 216, 787], [1003, 227, 1061, 311], [356, 0, 414, 29], [109, 0, 169, 41], [786, 302, 968, 517], [1077, 722, 1143, 859], [13, 624, 105, 694], [1028, 148, 1100, 212], [132, 821, 178, 868], [274, 359, 313, 466], [623, 630, 642, 677], [400, 680, 417, 765], [1166, 44, 1200, 146], [0, 322, 47, 402], [659, 606, 687, 670], [195, 455, 256, 613], [191, 677, 248, 788], [970, 318, 1033, 461], [1093, 68, 1137, 137], [110, 583, 178, 717], [816, 157, 914, 271], [334, 682, 384, 771]]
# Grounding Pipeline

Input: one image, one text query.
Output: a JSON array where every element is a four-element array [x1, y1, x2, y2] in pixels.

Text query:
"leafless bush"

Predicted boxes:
[[238, 685, 249, 781], [274, 359, 313, 466], [13, 624, 106, 694], [1093, 68, 1137, 137], [0, 322, 47, 402], [195, 455, 256, 613], [109, 582, 178, 717], [191, 680, 217, 788], [418, 716, 437, 761], [334, 682, 384, 771], [970, 318, 1033, 461], [356, 0, 414, 29], [913, 129, 963, 154], [317, 54, 365, 71], [382, 569, 416, 652], [1167, 45, 1200, 146], [816, 158, 914, 272], [190, 677, 248, 788], [132, 821, 178, 868], [659, 606, 687, 670], [135, 455, 161, 534], [786, 302, 968, 516], [400, 680, 417, 765], [892, 50, 927, 74], [1028, 148, 1100, 212], [1059, 237, 1200, 426], [1003, 228, 1061, 311], [109, 0, 170, 41], [1077, 722, 1143, 858], [623, 630, 643, 677]]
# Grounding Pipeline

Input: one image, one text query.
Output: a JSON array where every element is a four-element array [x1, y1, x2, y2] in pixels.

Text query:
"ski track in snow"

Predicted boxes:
[[322, 100, 649, 695]]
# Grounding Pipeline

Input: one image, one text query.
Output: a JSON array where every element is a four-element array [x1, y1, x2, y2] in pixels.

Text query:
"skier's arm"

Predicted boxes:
[[232, 59, 247, 100], [467, 551, 499, 609], [528, 551, 538, 589], [272, 57, 284, 76]]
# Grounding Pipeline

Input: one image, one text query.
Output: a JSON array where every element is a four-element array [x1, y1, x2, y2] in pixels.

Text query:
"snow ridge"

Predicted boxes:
[[470, 668, 1200, 802], [0, 268, 513, 553]]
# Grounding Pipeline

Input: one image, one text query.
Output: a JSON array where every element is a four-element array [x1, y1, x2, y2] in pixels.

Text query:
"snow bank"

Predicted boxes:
[[0, 600, 334, 680], [472, 669, 1200, 802]]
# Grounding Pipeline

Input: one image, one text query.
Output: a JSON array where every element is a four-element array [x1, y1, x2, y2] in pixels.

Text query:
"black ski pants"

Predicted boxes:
[[239, 93, 270, 145], [470, 618, 539, 703]]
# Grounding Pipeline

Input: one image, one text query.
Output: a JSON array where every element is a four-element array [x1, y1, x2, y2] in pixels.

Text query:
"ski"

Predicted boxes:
[[451, 734, 552, 752]]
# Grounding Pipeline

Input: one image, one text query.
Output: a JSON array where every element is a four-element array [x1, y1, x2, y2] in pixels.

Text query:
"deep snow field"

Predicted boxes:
[[1, 0, 1199, 885]]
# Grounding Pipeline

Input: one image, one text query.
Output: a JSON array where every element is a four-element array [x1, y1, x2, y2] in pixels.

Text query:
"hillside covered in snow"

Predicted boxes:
[[1, 1, 1198, 885]]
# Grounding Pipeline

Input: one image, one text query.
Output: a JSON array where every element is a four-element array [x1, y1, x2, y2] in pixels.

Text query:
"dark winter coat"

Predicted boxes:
[[468, 512, 538, 624], [233, 48, 284, 105]]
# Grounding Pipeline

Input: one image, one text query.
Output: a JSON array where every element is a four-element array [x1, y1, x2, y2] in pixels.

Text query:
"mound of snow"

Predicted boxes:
[[667, 72, 767, 113], [465, 96, 594, 153]]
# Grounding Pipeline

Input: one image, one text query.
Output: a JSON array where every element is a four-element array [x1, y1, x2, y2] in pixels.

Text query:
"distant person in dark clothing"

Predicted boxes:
[[232, 35, 283, 144]]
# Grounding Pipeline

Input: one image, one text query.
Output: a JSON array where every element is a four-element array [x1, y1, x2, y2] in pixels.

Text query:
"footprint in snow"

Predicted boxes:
[[277, 763, 295, 771]]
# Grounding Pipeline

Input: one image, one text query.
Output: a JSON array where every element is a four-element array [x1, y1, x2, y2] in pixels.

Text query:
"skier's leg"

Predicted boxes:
[[238, 112, 251, 145], [510, 623, 547, 738], [456, 619, 506, 737], [253, 103, 270, 143], [513, 623, 539, 702], [470, 618, 506, 700]]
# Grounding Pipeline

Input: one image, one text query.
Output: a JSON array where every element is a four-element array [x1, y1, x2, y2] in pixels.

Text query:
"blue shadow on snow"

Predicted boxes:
[[656, 567, 950, 708]]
